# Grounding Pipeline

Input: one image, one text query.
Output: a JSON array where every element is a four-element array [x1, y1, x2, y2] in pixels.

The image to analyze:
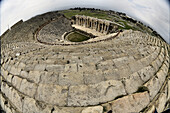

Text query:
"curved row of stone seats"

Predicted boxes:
[[0, 77, 151, 113], [1, 12, 63, 45], [37, 17, 72, 43], [1, 26, 169, 113], [0, 36, 159, 85], [0, 37, 167, 109], [1, 42, 47, 58]]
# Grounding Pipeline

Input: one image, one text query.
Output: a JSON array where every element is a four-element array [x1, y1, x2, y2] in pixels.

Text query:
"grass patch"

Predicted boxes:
[[67, 31, 90, 42], [60, 10, 109, 19]]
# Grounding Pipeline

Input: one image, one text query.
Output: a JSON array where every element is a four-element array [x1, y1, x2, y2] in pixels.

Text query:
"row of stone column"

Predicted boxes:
[[74, 16, 110, 34]]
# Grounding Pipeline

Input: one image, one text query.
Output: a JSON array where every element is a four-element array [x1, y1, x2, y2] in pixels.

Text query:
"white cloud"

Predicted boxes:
[[0, 0, 169, 43]]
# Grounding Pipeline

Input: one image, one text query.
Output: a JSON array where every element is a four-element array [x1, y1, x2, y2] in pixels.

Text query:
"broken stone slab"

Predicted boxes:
[[53, 106, 83, 113], [11, 88, 23, 112], [137, 66, 155, 83], [10, 66, 21, 75], [1, 67, 8, 80], [11, 76, 22, 89], [144, 76, 161, 100], [35, 84, 68, 106], [6, 74, 13, 83], [124, 72, 143, 94], [155, 88, 167, 112], [156, 69, 166, 86], [17, 62, 26, 69], [23, 97, 40, 113], [34, 64, 46, 71], [40, 71, 59, 84], [45, 64, 64, 72], [84, 71, 104, 85], [81, 106, 103, 113], [20, 71, 29, 78], [110, 92, 150, 113], [19, 79, 37, 98], [59, 72, 84, 86], [64, 63, 78, 72], [128, 60, 143, 73], [28, 71, 44, 83], [68, 80, 126, 106]]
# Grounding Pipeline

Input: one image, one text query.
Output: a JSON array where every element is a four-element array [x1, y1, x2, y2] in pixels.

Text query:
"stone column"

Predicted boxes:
[[104, 25, 107, 34], [106, 24, 110, 34], [91, 20, 93, 29], [96, 22, 98, 31], [97, 22, 100, 32]]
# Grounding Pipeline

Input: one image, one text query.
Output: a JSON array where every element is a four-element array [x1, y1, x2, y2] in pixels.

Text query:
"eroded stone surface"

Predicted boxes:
[[68, 80, 126, 106], [110, 92, 150, 113], [35, 84, 68, 106], [81, 106, 103, 113]]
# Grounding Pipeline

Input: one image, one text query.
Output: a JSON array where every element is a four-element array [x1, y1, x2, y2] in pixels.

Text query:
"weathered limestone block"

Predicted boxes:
[[12, 76, 22, 89], [155, 88, 167, 112], [81, 106, 103, 113], [128, 60, 143, 73], [53, 106, 83, 113], [6, 65, 11, 72], [140, 55, 152, 67], [19, 79, 37, 98], [162, 63, 169, 75], [59, 72, 84, 86], [40, 71, 59, 84], [83, 56, 102, 64], [110, 92, 150, 113], [1, 82, 8, 96], [97, 59, 114, 70], [155, 58, 162, 69], [64, 63, 78, 72], [20, 70, 29, 78], [124, 72, 143, 94], [4, 104, 13, 113], [1, 67, 8, 80], [137, 66, 155, 82], [151, 59, 160, 71], [84, 71, 104, 84], [117, 65, 132, 78], [3, 62, 9, 70], [68, 80, 126, 106], [78, 63, 96, 73], [11, 88, 23, 112], [34, 64, 46, 71], [144, 77, 160, 100], [10, 66, 21, 75], [6, 74, 13, 83], [46, 64, 64, 72], [28, 71, 43, 83], [23, 97, 40, 113], [35, 84, 68, 106], [18, 62, 26, 69], [24, 64, 35, 71], [168, 78, 170, 100], [0, 93, 5, 111], [103, 69, 121, 80], [113, 56, 134, 68], [156, 69, 166, 86]]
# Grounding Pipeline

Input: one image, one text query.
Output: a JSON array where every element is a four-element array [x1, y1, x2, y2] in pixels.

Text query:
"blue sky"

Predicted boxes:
[[0, 0, 169, 43]]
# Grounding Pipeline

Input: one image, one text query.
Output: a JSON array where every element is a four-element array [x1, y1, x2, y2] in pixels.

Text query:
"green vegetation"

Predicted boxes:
[[67, 31, 90, 42], [60, 10, 109, 20], [60, 9, 165, 40], [60, 10, 137, 30]]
